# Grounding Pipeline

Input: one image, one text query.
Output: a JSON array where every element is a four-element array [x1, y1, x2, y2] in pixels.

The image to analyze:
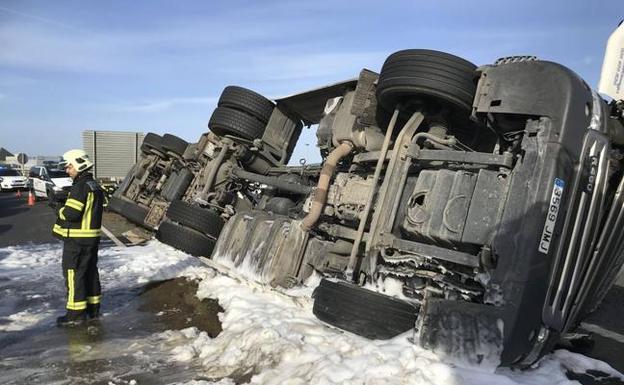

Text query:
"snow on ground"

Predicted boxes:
[[0, 241, 202, 332], [1, 241, 623, 385]]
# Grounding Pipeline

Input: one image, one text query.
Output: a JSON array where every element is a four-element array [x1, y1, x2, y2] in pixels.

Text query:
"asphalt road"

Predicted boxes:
[[0, 191, 59, 247], [0, 191, 622, 381]]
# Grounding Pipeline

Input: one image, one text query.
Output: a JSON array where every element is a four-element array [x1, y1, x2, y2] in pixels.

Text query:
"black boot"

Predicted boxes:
[[86, 303, 100, 320], [56, 310, 86, 327]]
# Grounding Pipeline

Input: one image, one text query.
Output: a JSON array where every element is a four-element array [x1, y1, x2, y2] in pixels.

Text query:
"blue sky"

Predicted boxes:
[[0, 0, 621, 163]]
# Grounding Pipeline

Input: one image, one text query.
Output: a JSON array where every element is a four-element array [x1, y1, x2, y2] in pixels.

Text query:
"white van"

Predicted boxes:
[[28, 166, 72, 201]]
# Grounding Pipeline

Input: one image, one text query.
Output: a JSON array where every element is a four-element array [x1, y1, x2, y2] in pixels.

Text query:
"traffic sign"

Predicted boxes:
[[16, 153, 28, 165]]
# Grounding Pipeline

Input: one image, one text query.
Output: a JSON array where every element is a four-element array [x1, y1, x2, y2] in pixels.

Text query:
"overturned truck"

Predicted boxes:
[[110, 49, 624, 367]]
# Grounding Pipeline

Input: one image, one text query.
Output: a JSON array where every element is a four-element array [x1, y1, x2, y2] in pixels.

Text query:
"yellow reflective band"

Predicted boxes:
[[53, 224, 101, 238], [68, 229, 101, 237], [65, 199, 84, 211], [82, 192, 94, 230], [59, 207, 67, 221], [87, 295, 101, 304], [68, 269, 73, 305], [67, 301, 87, 310], [66, 269, 87, 311], [53, 224, 68, 237]]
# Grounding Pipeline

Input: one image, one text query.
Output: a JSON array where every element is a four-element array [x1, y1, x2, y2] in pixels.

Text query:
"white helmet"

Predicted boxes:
[[60, 149, 94, 172]]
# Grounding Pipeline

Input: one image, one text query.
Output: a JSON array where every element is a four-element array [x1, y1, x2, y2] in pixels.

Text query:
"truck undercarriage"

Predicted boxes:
[[109, 49, 624, 367]]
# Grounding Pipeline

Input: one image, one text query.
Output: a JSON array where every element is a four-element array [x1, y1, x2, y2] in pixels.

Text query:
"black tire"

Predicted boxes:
[[208, 106, 266, 140], [107, 196, 149, 226], [156, 219, 216, 257], [141, 133, 165, 155], [166, 200, 224, 239], [161, 134, 188, 156], [218, 86, 275, 124], [377, 49, 477, 119], [313, 278, 418, 339], [106, 195, 124, 213]]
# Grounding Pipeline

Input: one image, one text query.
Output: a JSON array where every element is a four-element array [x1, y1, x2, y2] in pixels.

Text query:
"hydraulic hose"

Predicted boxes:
[[301, 141, 353, 231]]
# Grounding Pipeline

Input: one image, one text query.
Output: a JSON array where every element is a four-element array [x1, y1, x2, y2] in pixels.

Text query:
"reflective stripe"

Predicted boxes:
[[82, 192, 94, 230], [59, 207, 67, 221], [53, 224, 68, 237], [87, 193, 94, 226], [65, 199, 84, 211], [53, 224, 101, 238], [67, 301, 87, 310], [66, 269, 87, 310], [68, 269, 73, 305], [87, 295, 101, 304], [68, 229, 101, 237]]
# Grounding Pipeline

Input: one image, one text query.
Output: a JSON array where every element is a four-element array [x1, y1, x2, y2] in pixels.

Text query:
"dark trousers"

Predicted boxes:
[[62, 239, 101, 311]]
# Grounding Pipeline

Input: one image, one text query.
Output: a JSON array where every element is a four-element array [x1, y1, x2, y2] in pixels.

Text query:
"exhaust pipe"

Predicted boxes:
[[301, 141, 353, 231]]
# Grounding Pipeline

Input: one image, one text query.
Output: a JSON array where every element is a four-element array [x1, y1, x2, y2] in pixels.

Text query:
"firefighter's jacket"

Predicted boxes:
[[53, 172, 105, 245]]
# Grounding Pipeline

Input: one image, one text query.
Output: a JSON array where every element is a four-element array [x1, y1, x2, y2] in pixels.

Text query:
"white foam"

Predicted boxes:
[[171, 262, 623, 385], [554, 349, 624, 380], [2, 240, 622, 385]]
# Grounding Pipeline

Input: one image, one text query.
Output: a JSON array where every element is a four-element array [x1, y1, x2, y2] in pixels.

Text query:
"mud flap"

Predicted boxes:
[[417, 298, 504, 367]]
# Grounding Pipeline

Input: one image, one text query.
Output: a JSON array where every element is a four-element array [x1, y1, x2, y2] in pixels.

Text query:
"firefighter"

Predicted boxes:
[[53, 149, 105, 326]]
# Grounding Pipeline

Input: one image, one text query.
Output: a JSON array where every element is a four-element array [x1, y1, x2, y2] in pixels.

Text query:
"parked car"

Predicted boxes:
[[28, 166, 72, 202], [0, 167, 28, 191], [110, 48, 624, 367]]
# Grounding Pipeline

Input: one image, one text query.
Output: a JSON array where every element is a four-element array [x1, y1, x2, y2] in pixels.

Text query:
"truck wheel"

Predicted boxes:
[[156, 219, 216, 257], [208, 106, 266, 140], [161, 134, 189, 157], [312, 278, 418, 339], [166, 200, 224, 239], [107, 196, 149, 226], [141, 133, 165, 155], [218, 86, 275, 124], [377, 49, 477, 120]]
